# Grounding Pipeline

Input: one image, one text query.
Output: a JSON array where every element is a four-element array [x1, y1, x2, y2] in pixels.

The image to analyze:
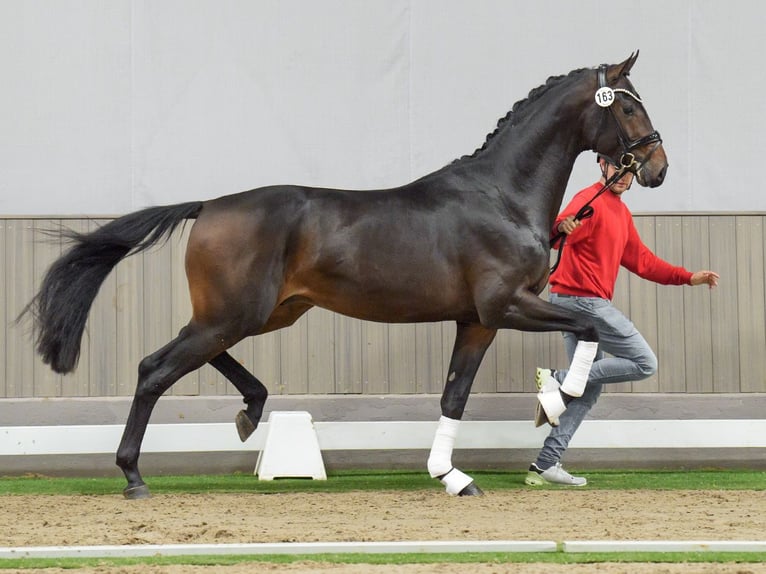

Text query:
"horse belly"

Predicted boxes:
[[293, 267, 477, 324]]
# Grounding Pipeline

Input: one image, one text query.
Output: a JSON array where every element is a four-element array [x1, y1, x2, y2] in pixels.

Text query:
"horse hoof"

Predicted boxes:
[[537, 390, 565, 427], [458, 482, 484, 497], [534, 402, 549, 428], [123, 484, 151, 500], [235, 410, 257, 442]]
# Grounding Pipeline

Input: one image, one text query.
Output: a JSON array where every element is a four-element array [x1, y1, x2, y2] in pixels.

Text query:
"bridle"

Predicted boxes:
[[548, 64, 663, 274], [594, 64, 662, 175]]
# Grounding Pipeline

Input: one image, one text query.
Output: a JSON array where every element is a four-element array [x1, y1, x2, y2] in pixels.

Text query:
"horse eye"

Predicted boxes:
[[622, 105, 634, 116]]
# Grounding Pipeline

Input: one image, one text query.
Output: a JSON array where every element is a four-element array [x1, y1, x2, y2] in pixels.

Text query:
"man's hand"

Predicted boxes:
[[557, 216, 581, 235], [690, 270, 720, 289]]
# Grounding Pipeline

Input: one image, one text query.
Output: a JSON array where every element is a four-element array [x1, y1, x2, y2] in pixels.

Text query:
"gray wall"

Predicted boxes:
[[1, 1, 764, 215], [2, 214, 758, 398]]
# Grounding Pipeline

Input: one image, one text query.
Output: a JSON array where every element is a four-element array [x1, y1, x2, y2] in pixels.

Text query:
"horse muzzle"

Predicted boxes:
[[634, 142, 668, 188], [637, 160, 668, 188]]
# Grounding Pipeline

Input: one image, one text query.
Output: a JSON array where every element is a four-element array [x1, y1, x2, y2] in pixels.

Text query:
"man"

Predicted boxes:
[[525, 154, 719, 487]]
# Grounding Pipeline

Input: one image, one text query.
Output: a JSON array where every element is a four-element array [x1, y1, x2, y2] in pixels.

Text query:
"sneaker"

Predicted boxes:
[[534, 368, 560, 427], [525, 462, 587, 487], [535, 367, 559, 391]]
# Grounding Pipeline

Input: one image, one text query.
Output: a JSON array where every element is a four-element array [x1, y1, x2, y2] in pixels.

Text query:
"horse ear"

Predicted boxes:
[[608, 51, 639, 82]]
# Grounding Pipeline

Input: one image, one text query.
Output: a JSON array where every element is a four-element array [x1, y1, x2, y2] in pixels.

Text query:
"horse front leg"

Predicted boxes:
[[428, 322, 496, 496]]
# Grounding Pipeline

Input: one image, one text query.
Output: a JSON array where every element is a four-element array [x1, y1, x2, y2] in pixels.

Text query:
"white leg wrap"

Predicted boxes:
[[427, 416, 459, 478], [427, 416, 474, 495], [537, 389, 566, 426], [560, 340, 598, 398], [439, 467, 474, 496]]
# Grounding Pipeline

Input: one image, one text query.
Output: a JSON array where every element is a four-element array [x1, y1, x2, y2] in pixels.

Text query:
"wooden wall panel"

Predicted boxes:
[[307, 308, 335, 394], [735, 216, 766, 392], [708, 216, 740, 392], [5, 220, 36, 398], [654, 216, 687, 392], [1, 214, 761, 398], [253, 332, 281, 393], [0, 220, 6, 397], [495, 329, 523, 392], [364, 319, 390, 394], [335, 314, 362, 394], [388, 324, 418, 394], [280, 314, 309, 394], [681, 217, 714, 393], [415, 323, 444, 394]]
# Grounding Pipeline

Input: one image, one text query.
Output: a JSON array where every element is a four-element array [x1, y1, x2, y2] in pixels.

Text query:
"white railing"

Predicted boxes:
[[3, 418, 765, 456]]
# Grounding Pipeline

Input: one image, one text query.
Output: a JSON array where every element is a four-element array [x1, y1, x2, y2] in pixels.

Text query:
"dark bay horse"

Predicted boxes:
[[26, 52, 667, 499]]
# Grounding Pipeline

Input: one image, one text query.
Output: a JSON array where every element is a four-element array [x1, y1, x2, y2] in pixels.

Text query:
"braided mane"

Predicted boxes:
[[454, 67, 589, 163]]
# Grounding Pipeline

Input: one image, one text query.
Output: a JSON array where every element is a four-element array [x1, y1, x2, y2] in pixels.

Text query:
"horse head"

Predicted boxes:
[[586, 51, 668, 188]]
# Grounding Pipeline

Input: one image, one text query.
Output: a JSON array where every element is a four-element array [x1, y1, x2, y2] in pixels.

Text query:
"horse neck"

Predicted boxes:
[[483, 90, 592, 225]]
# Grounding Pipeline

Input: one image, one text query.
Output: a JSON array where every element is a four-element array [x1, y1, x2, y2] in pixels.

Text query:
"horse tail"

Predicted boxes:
[[25, 201, 204, 374]]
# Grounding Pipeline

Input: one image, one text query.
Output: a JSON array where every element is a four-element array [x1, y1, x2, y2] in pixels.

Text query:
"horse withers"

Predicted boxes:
[[25, 52, 667, 499]]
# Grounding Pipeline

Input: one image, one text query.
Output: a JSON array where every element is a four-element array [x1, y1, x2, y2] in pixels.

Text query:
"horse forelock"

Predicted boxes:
[[453, 67, 590, 164]]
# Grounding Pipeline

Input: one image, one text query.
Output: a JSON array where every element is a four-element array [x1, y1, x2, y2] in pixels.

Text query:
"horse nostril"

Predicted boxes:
[[657, 164, 667, 184]]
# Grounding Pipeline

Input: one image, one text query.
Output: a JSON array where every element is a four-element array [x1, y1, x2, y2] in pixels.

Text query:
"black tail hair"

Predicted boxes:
[[23, 201, 204, 374]]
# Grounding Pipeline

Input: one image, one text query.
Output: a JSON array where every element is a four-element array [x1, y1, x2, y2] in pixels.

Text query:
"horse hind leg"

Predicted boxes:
[[209, 351, 268, 441], [208, 300, 314, 441], [117, 323, 235, 499]]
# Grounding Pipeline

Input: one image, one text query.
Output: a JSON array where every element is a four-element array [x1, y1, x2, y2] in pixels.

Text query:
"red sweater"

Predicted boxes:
[[550, 182, 693, 300]]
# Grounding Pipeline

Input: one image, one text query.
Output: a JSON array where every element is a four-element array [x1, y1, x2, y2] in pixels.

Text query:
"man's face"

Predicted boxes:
[[600, 159, 634, 195]]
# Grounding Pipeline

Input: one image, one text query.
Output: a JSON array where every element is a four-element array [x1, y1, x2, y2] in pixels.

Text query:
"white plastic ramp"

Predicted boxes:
[[255, 411, 326, 480]]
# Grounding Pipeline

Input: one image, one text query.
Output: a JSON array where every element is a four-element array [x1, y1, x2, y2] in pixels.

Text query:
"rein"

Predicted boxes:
[[548, 64, 662, 274], [548, 168, 625, 274]]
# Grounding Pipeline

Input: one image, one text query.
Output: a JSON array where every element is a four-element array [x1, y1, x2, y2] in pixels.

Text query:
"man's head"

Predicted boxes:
[[597, 154, 634, 196]]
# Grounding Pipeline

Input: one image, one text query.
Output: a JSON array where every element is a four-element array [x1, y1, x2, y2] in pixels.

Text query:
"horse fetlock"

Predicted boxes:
[[427, 455, 451, 479]]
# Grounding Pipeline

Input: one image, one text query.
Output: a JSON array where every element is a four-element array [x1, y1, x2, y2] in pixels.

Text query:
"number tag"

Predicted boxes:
[[595, 87, 614, 108]]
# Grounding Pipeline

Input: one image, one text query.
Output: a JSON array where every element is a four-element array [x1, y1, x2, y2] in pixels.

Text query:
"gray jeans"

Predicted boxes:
[[535, 293, 658, 468]]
